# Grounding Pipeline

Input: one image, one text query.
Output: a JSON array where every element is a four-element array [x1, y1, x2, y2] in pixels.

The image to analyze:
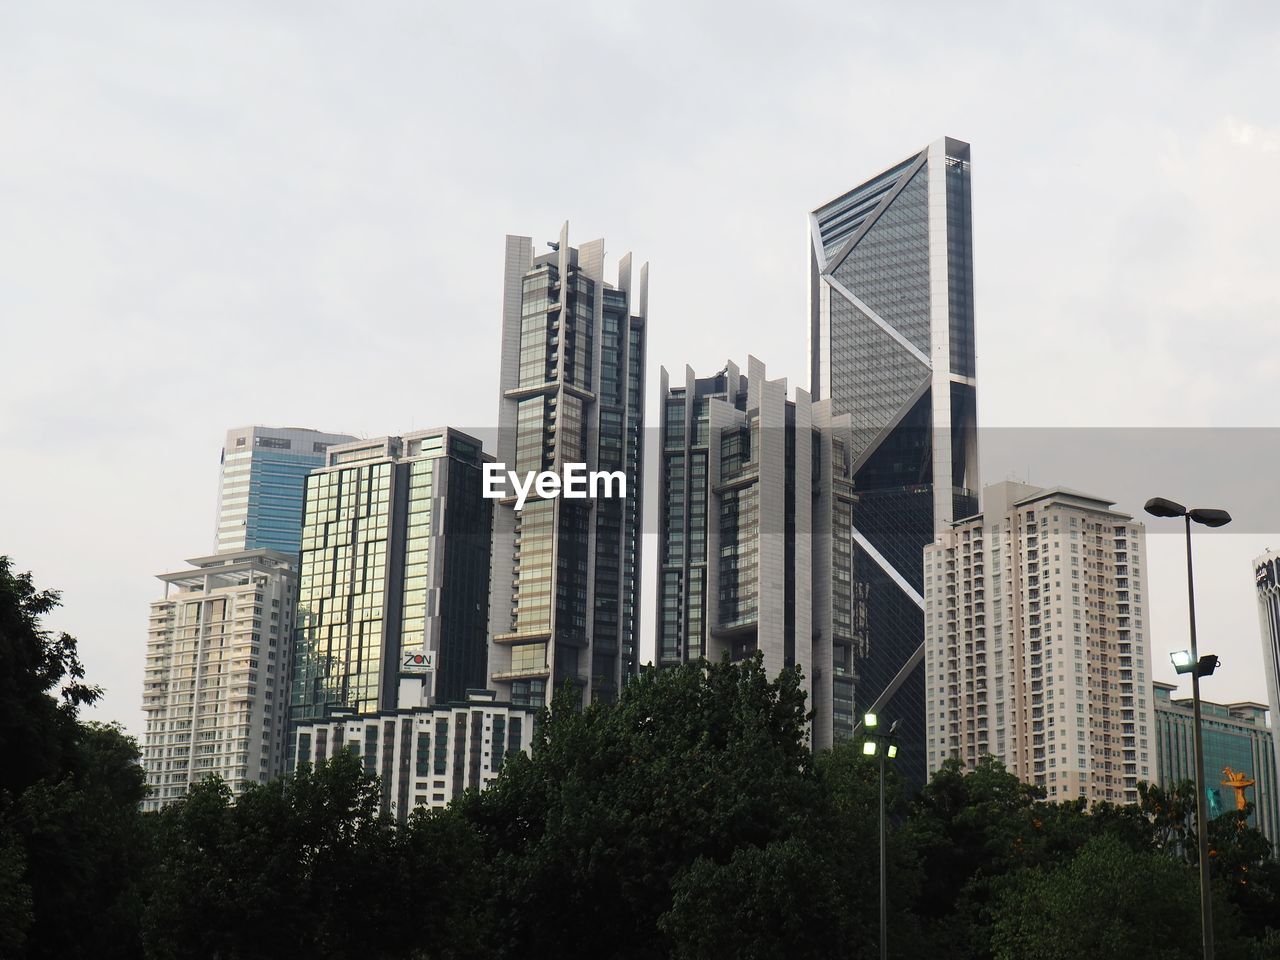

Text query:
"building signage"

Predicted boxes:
[[402, 650, 434, 674]]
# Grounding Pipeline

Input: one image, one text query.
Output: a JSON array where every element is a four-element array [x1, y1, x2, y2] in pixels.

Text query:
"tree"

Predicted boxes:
[[661, 743, 922, 960], [0, 558, 150, 958], [144, 751, 415, 960], [0, 556, 102, 797], [990, 834, 1246, 960], [458, 655, 818, 960]]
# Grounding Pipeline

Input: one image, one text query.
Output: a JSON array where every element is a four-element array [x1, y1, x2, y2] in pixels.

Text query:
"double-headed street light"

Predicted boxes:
[[863, 713, 899, 960], [1144, 496, 1231, 960]]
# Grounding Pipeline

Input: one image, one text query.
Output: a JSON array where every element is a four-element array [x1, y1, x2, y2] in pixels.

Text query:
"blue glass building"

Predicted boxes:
[[216, 426, 356, 555], [1154, 681, 1280, 852]]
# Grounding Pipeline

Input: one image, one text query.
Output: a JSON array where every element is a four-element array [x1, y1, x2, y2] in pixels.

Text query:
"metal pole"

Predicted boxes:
[[1186, 514, 1215, 960], [879, 744, 887, 960]]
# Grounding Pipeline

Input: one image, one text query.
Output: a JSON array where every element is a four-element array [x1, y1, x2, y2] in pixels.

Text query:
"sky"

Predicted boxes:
[[2, 0, 1279, 738]]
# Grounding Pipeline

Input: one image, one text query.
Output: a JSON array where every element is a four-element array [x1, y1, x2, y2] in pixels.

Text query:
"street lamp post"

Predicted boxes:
[[1144, 497, 1231, 960], [863, 713, 899, 960]]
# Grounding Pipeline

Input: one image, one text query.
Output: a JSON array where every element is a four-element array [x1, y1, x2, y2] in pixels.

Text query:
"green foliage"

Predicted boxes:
[[458, 655, 817, 959], [144, 751, 403, 960], [0, 556, 102, 798], [0, 558, 150, 959], [5, 558, 1280, 959], [990, 834, 1235, 960]]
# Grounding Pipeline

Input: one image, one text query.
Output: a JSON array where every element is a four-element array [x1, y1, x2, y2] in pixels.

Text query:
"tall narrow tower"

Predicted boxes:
[[488, 224, 648, 708], [809, 137, 979, 785]]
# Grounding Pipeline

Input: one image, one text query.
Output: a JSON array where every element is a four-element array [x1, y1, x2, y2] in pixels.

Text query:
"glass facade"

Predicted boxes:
[[491, 232, 646, 708], [288, 431, 492, 745], [216, 427, 356, 555], [1154, 683, 1280, 849], [810, 138, 978, 787]]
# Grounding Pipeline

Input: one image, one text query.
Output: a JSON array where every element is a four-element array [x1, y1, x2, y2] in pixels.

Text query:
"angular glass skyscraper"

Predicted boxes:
[[488, 223, 647, 708], [809, 137, 979, 785]]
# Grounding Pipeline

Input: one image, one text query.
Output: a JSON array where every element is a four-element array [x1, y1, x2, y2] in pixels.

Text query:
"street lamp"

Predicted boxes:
[[1144, 496, 1231, 960], [863, 713, 899, 960]]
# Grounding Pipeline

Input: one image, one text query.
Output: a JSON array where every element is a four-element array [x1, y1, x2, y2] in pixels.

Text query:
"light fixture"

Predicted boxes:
[[1197, 654, 1220, 677], [1144, 497, 1186, 519], [887, 744, 898, 759], [864, 712, 878, 729], [1171, 650, 1196, 674], [863, 741, 878, 756], [1188, 508, 1232, 528]]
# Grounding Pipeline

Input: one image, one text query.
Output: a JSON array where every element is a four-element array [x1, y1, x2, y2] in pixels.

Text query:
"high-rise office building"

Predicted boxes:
[[141, 549, 297, 810], [809, 137, 979, 784], [923, 482, 1155, 804], [289, 429, 493, 734], [1153, 681, 1279, 849], [1253, 549, 1280, 777], [293, 689, 536, 820], [216, 426, 357, 555], [655, 357, 864, 747], [488, 224, 647, 709]]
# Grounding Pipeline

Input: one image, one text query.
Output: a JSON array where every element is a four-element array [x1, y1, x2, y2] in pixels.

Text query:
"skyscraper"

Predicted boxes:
[[809, 137, 979, 783], [923, 482, 1155, 804], [142, 549, 297, 809], [487, 224, 647, 709], [655, 357, 864, 747], [216, 425, 356, 555], [1253, 549, 1280, 777], [289, 429, 493, 733]]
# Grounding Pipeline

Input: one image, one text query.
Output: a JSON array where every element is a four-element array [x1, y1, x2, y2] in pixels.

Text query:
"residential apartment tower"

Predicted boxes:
[[923, 482, 1155, 804], [142, 549, 297, 810]]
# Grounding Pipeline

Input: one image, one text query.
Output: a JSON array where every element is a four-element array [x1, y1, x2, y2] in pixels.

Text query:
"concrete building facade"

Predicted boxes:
[[655, 357, 864, 747], [488, 224, 647, 709], [142, 549, 297, 810], [293, 689, 536, 818], [1253, 549, 1280, 779], [924, 482, 1155, 804]]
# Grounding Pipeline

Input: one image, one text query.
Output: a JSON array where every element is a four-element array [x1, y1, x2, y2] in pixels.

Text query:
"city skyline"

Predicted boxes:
[[4, 3, 1280, 741]]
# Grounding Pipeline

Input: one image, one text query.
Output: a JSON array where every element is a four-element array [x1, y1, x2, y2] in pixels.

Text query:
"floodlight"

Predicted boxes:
[[864, 712, 878, 729], [863, 741, 877, 756], [887, 744, 898, 759], [1171, 650, 1196, 675]]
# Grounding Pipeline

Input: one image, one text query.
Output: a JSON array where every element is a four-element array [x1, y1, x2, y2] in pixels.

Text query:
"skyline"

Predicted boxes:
[[4, 2, 1280, 739]]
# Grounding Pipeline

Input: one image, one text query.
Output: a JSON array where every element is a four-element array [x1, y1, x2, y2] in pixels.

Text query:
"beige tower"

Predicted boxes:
[[924, 482, 1155, 803]]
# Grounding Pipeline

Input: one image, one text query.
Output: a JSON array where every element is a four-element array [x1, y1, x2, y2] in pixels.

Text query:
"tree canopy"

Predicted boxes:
[[4, 557, 1280, 959]]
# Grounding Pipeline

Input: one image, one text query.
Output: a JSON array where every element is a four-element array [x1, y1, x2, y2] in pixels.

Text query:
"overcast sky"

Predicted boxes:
[[3, 1, 1279, 738]]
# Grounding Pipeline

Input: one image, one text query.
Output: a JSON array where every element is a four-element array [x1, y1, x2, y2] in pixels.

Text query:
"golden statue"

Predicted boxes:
[[1221, 767, 1255, 811]]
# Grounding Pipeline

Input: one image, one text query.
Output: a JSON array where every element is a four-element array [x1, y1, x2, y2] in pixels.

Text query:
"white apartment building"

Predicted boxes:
[[142, 550, 297, 810], [924, 482, 1155, 803], [292, 689, 536, 819]]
